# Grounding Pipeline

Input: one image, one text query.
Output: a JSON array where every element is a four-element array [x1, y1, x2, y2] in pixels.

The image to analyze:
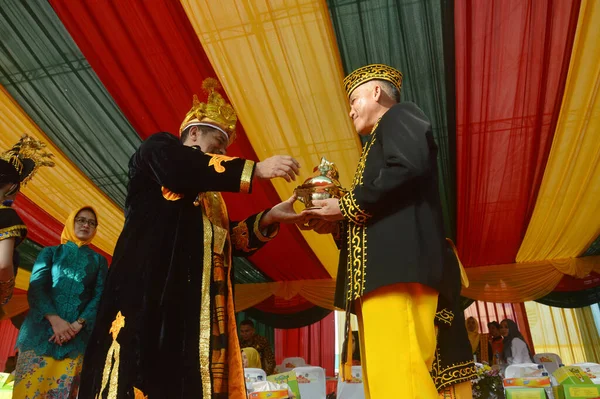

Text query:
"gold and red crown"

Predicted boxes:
[[343, 64, 403, 97], [179, 78, 237, 145]]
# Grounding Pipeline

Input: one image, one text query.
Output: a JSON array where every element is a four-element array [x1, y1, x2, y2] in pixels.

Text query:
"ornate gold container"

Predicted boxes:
[[294, 157, 346, 209]]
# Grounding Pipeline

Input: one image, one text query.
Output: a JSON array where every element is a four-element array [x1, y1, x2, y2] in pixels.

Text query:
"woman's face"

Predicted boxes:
[[74, 209, 97, 241], [466, 317, 478, 332], [500, 321, 509, 337], [241, 351, 248, 368]]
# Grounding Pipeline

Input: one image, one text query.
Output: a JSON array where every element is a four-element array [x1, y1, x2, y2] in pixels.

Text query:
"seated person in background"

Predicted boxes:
[[487, 321, 504, 365], [341, 330, 361, 366], [466, 316, 490, 363], [239, 320, 275, 375], [242, 347, 262, 369], [500, 318, 533, 365]]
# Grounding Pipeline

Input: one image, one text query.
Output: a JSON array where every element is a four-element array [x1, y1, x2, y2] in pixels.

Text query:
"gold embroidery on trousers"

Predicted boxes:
[[97, 311, 126, 399]]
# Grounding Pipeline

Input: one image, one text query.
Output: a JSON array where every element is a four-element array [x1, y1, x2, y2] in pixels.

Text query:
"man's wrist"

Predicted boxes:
[[259, 210, 276, 229]]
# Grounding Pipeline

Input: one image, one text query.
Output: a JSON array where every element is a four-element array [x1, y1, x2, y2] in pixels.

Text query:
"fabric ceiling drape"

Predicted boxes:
[[454, 0, 581, 267], [180, 0, 362, 277]]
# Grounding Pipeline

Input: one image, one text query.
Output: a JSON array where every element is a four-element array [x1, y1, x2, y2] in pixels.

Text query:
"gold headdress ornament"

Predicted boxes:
[[0, 135, 55, 185], [343, 64, 403, 97], [179, 78, 237, 146]]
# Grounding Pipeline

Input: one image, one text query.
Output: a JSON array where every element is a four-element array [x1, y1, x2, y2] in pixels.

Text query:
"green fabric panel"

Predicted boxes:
[[16, 239, 44, 272], [584, 235, 600, 256], [0, 0, 141, 208], [327, 0, 457, 238], [233, 257, 272, 284], [235, 311, 275, 350], [535, 287, 600, 309]]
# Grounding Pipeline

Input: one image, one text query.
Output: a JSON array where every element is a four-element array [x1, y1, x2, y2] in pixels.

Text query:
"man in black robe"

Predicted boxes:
[[79, 79, 304, 399]]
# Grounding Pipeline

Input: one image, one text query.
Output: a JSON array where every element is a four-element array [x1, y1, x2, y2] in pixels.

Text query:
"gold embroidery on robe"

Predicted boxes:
[[133, 387, 148, 399], [161, 187, 184, 201], [207, 153, 238, 173], [232, 220, 258, 253], [97, 311, 126, 399]]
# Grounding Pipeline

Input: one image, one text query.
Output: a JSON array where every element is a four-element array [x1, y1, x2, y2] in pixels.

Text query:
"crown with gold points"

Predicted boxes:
[[179, 78, 237, 145], [343, 64, 403, 97], [0, 135, 55, 185]]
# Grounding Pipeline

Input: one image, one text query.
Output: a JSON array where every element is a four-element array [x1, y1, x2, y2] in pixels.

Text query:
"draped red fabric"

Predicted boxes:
[[254, 294, 315, 314], [49, 0, 328, 281], [552, 273, 600, 292], [0, 319, 19, 372], [275, 312, 335, 376], [13, 195, 112, 261], [454, 0, 581, 266]]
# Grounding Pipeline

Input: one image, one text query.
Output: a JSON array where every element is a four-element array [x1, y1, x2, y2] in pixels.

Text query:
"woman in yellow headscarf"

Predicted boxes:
[[241, 347, 263, 369], [13, 206, 108, 398], [466, 316, 489, 363]]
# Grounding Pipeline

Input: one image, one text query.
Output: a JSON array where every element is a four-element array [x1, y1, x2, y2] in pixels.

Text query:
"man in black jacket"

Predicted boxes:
[[303, 64, 450, 398]]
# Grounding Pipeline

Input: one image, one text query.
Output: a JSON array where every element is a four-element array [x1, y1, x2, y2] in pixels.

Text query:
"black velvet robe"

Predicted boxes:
[[335, 102, 450, 309], [79, 133, 274, 399]]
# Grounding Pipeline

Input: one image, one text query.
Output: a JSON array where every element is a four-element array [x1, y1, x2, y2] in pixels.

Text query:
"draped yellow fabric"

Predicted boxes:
[[525, 302, 600, 364], [462, 256, 600, 303], [517, 0, 600, 263], [180, 0, 361, 277], [234, 279, 337, 311], [15, 268, 31, 291], [0, 86, 123, 254]]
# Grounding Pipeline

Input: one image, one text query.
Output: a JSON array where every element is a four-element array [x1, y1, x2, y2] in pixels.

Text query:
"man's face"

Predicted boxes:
[[348, 82, 380, 135], [489, 325, 500, 338], [240, 325, 255, 341], [185, 126, 228, 155]]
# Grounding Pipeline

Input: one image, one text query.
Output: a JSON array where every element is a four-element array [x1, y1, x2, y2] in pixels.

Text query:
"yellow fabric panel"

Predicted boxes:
[[15, 268, 31, 291], [462, 256, 600, 303], [180, 0, 362, 277], [234, 278, 337, 311], [517, 0, 600, 263], [0, 86, 123, 255], [525, 302, 600, 364], [0, 292, 28, 320]]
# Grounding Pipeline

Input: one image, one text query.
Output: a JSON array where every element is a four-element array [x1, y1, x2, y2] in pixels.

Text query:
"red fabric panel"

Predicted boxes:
[[0, 319, 18, 372], [254, 294, 315, 315], [454, 0, 581, 266], [12, 195, 112, 262], [551, 272, 600, 292], [275, 312, 335, 376], [49, 0, 328, 281]]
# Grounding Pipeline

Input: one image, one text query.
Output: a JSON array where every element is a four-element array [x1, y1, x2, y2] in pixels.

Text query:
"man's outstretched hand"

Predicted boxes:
[[260, 195, 305, 228], [255, 155, 301, 182]]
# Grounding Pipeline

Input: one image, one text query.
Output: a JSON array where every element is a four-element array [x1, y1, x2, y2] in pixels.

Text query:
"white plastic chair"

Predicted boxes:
[[504, 363, 543, 378], [294, 366, 326, 399], [281, 357, 307, 371], [337, 365, 365, 399], [534, 352, 562, 374]]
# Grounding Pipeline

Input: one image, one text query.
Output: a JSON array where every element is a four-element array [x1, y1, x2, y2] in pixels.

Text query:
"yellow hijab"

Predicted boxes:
[[60, 206, 98, 247], [466, 316, 480, 353], [241, 347, 262, 369]]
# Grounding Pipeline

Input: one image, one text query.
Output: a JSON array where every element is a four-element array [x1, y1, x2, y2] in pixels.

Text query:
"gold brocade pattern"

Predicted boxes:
[[231, 220, 257, 253], [430, 347, 477, 391], [207, 153, 238, 173], [240, 160, 254, 194], [342, 121, 380, 302], [200, 212, 213, 398], [97, 311, 126, 399], [343, 64, 403, 97], [435, 309, 455, 326], [0, 224, 27, 241]]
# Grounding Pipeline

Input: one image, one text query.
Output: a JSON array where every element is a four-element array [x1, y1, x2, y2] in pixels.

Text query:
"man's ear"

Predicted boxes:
[[188, 125, 199, 142], [372, 84, 382, 102]]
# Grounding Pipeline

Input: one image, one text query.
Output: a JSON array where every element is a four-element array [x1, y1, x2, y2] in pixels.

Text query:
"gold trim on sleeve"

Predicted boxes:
[[253, 210, 279, 243], [340, 192, 371, 226], [240, 160, 255, 194], [0, 224, 27, 241], [232, 220, 258, 253]]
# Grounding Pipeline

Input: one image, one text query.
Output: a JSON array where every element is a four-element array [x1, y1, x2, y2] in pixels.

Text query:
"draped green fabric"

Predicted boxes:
[[327, 0, 457, 238], [536, 287, 600, 309], [584, 236, 600, 256], [0, 0, 141, 207], [16, 239, 43, 272]]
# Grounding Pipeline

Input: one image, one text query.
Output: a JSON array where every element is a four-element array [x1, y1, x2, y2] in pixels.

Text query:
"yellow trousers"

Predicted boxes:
[[357, 283, 439, 399]]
